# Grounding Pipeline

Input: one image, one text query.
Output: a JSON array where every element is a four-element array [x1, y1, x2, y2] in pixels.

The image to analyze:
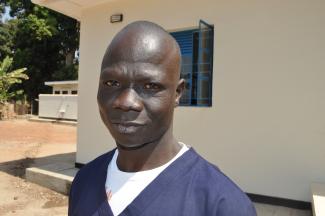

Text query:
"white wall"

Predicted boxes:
[[76, 0, 325, 201], [39, 94, 78, 120]]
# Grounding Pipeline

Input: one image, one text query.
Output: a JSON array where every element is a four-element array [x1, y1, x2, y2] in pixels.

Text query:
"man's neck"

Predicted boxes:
[[116, 128, 181, 172]]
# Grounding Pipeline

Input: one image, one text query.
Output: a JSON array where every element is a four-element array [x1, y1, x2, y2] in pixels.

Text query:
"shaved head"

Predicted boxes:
[[101, 21, 182, 82]]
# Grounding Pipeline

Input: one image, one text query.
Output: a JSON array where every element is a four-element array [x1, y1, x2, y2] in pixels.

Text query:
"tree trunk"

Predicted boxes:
[[65, 51, 75, 66]]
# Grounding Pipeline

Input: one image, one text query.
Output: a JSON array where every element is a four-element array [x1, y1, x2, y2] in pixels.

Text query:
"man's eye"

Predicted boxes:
[[104, 80, 120, 87], [144, 83, 160, 90]]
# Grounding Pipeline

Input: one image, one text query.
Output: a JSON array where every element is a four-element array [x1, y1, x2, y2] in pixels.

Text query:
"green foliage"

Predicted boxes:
[[0, 56, 28, 104], [0, 4, 4, 18], [0, 23, 11, 58], [0, 19, 16, 59], [20, 14, 53, 40], [0, 0, 79, 101]]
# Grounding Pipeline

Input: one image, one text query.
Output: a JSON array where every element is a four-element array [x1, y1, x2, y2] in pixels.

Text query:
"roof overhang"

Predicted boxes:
[[45, 80, 78, 86], [32, 0, 115, 20]]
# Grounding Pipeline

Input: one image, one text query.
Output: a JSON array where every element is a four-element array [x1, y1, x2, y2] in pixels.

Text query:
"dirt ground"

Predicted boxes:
[[0, 118, 76, 216]]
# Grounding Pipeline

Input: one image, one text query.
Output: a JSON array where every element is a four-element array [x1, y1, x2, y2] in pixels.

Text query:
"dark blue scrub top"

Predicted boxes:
[[69, 148, 257, 216]]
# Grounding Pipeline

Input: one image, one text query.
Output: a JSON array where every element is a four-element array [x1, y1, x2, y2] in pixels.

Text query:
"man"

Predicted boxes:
[[69, 21, 256, 216]]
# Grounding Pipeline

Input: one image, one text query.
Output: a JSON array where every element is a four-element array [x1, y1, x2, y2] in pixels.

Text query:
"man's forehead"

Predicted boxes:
[[101, 61, 169, 81], [105, 34, 171, 65]]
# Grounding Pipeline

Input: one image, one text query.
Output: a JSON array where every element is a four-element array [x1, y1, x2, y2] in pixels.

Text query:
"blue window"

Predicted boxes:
[[170, 20, 214, 107]]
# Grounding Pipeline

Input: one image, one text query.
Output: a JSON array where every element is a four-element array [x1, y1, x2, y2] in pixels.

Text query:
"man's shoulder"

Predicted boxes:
[[73, 149, 115, 184], [189, 150, 234, 186], [69, 149, 115, 216], [189, 149, 257, 215]]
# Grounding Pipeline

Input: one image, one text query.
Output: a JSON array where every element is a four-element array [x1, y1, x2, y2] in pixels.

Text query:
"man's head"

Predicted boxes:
[[97, 21, 184, 149]]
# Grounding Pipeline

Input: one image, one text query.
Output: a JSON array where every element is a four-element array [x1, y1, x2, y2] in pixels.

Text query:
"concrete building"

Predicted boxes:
[[45, 80, 78, 95], [38, 80, 78, 120], [32, 0, 325, 208]]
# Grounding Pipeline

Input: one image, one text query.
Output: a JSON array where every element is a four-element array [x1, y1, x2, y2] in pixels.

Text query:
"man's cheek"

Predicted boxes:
[[147, 96, 173, 110]]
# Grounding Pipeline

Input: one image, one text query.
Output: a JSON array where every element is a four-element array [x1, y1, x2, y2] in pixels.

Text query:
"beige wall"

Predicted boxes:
[[76, 0, 325, 201]]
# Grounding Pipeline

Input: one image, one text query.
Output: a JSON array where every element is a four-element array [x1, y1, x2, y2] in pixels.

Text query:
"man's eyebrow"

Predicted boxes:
[[138, 69, 163, 80], [134, 76, 163, 84], [101, 66, 119, 74]]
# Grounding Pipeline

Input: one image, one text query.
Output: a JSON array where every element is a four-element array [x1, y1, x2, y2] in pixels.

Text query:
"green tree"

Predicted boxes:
[[0, 0, 79, 102], [0, 56, 28, 104], [0, 3, 4, 19], [0, 19, 17, 59]]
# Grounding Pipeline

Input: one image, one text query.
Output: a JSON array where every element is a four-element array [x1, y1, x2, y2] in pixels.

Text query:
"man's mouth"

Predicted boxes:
[[111, 122, 145, 134]]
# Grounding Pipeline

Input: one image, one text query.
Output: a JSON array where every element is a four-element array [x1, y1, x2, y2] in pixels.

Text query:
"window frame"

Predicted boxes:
[[170, 20, 214, 107]]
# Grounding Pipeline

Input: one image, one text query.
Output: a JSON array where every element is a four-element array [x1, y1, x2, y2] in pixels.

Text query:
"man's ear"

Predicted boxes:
[[175, 79, 185, 107]]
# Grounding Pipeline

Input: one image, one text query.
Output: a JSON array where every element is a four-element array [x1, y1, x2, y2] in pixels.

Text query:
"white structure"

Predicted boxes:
[[38, 80, 78, 120], [45, 80, 78, 95], [32, 0, 325, 205]]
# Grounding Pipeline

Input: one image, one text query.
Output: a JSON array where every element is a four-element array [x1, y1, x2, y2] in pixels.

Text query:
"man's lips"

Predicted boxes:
[[111, 121, 146, 134], [111, 121, 146, 126]]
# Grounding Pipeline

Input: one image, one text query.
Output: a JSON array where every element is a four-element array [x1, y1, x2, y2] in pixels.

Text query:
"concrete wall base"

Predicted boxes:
[[26, 163, 78, 195]]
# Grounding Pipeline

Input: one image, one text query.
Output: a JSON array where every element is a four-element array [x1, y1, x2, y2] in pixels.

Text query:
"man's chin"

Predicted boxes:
[[116, 141, 152, 151]]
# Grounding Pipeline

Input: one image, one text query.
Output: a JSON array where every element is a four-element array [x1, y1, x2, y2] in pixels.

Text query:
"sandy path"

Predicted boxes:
[[0, 119, 76, 216]]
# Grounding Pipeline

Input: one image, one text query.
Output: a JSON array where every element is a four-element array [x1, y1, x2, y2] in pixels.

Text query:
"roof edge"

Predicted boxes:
[[32, 0, 81, 20], [44, 80, 79, 86]]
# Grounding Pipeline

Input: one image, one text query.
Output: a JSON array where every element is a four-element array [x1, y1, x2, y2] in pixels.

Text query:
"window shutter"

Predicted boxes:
[[170, 30, 195, 105], [196, 20, 214, 106], [170, 21, 214, 107]]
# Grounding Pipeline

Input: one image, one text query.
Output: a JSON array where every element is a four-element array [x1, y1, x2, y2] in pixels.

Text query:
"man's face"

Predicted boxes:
[[97, 28, 182, 148]]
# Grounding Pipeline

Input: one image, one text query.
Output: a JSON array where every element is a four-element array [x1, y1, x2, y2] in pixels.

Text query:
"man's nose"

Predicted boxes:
[[112, 88, 143, 112]]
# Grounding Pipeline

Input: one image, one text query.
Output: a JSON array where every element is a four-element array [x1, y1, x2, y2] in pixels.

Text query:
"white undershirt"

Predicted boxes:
[[105, 143, 189, 216]]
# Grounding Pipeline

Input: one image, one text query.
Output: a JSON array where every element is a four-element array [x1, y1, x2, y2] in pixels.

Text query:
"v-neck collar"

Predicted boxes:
[[96, 147, 199, 216]]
